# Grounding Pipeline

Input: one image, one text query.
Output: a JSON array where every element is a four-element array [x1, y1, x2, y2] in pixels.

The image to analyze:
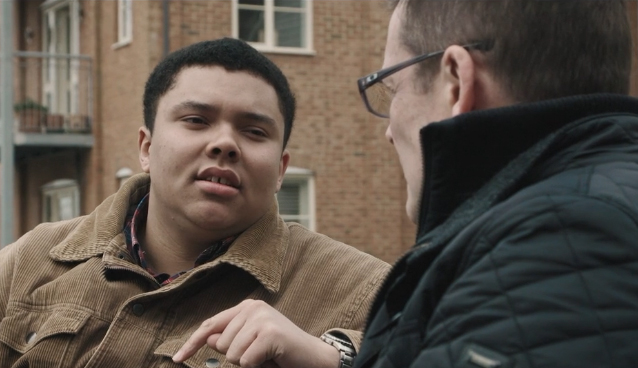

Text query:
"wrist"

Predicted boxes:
[[317, 335, 342, 368]]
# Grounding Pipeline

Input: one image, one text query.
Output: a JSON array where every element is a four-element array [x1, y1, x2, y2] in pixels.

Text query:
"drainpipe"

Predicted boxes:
[[94, 0, 104, 205], [0, 0, 15, 247], [163, 0, 170, 57]]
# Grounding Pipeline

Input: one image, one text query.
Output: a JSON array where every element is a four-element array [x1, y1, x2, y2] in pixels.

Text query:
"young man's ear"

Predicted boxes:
[[138, 126, 152, 173], [276, 150, 291, 193], [441, 45, 476, 116]]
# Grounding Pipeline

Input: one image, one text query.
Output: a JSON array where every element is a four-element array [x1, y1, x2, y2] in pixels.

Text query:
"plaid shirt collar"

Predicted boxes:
[[123, 193, 237, 286]]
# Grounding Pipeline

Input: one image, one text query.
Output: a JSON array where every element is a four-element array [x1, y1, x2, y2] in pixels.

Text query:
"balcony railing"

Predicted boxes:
[[13, 51, 92, 136]]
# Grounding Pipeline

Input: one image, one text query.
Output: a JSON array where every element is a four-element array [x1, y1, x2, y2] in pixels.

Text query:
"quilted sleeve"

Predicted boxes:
[[413, 195, 638, 368]]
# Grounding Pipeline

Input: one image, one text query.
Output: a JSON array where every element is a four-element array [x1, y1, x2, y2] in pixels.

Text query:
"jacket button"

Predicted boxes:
[[205, 358, 220, 368], [25, 331, 37, 344], [117, 252, 127, 260], [132, 303, 145, 316]]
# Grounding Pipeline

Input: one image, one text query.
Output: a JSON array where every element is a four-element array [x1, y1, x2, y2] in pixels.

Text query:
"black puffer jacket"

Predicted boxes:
[[355, 95, 638, 368]]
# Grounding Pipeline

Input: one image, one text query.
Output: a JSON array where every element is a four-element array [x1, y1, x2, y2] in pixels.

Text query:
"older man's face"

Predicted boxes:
[[382, 4, 454, 223]]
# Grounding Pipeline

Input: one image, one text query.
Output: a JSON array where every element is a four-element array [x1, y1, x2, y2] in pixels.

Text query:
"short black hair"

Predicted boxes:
[[143, 38, 296, 147]]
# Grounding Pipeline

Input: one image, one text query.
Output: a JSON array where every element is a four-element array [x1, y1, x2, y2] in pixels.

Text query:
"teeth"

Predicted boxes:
[[205, 176, 232, 186]]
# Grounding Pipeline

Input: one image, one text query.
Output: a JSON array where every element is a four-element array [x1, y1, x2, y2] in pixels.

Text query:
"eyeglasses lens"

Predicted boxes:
[[365, 82, 393, 117]]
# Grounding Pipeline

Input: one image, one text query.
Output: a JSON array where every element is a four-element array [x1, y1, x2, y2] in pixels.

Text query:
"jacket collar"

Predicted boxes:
[[216, 202, 288, 293], [416, 94, 638, 240], [49, 173, 150, 261], [49, 173, 288, 293]]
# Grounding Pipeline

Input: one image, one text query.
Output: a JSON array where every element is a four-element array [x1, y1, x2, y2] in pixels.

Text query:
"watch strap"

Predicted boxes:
[[320, 332, 356, 368]]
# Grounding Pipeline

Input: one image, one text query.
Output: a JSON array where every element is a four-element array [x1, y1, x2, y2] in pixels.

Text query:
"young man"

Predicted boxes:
[[0, 38, 389, 368], [354, 1, 638, 367]]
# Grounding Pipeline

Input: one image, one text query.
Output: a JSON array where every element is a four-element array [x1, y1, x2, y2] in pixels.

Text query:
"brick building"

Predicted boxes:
[[4, 0, 638, 263], [2, 0, 416, 263]]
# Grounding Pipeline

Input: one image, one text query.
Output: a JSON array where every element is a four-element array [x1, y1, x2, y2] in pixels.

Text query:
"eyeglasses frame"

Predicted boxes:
[[357, 42, 490, 118]]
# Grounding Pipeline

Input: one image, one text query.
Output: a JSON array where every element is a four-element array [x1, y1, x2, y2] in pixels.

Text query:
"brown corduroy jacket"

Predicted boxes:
[[0, 174, 389, 368]]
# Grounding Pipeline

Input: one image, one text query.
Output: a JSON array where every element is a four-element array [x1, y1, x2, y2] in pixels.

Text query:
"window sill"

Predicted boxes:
[[111, 39, 132, 50], [249, 44, 316, 56]]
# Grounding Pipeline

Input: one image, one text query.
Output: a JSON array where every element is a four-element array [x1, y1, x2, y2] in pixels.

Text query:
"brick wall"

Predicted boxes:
[[18, 0, 638, 262], [89, 0, 415, 263], [13, 0, 419, 263]]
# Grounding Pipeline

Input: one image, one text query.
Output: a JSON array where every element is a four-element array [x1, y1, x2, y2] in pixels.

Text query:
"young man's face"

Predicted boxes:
[[382, 5, 452, 223], [139, 66, 289, 239]]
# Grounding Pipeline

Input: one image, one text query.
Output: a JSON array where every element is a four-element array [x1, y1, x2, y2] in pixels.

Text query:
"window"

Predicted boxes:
[[116, 0, 133, 45], [41, 0, 80, 116], [233, 0, 314, 54], [277, 167, 315, 230], [42, 179, 80, 222]]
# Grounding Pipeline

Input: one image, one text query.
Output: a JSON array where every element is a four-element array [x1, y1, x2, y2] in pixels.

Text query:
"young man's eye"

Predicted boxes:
[[183, 116, 207, 125], [246, 128, 267, 137]]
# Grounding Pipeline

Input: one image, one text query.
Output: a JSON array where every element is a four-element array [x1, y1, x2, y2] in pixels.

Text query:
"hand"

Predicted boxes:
[[173, 299, 340, 368]]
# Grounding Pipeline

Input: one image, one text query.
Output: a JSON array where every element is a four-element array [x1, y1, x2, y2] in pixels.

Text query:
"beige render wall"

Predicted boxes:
[[85, 0, 414, 262]]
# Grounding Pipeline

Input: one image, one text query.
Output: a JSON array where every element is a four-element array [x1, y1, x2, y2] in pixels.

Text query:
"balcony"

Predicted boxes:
[[12, 51, 93, 159]]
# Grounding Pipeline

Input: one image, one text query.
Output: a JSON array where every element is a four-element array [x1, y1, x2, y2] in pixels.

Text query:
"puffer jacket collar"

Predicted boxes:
[[416, 93, 638, 240], [48, 173, 288, 293]]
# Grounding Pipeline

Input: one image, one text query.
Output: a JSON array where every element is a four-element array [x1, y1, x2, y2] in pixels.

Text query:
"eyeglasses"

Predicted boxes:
[[357, 42, 489, 118]]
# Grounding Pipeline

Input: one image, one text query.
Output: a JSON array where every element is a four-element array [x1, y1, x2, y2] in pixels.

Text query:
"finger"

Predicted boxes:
[[214, 308, 249, 354], [206, 333, 222, 349], [173, 306, 242, 363], [237, 333, 281, 368], [223, 320, 259, 365]]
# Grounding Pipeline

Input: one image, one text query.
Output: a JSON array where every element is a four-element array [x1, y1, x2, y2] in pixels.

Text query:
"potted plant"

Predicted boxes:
[[13, 98, 47, 133]]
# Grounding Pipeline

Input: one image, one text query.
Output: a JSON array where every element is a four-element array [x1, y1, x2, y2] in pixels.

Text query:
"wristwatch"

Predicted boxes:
[[320, 332, 356, 368]]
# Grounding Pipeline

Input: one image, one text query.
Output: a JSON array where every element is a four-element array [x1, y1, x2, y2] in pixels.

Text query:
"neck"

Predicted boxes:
[[141, 201, 223, 276]]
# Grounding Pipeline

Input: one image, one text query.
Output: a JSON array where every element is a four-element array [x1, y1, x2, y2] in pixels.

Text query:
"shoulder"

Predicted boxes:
[[442, 163, 638, 287], [286, 222, 389, 270], [0, 218, 83, 264], [429, 192, 638, 364], [476, 159, 638, 244], [8, 217, 87, 259], [283, 223, 390, 296]]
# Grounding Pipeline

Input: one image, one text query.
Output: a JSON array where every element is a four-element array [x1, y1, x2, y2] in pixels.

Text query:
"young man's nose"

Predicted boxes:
[[206, 129, 240, 160], [210, 146, 238, 159]]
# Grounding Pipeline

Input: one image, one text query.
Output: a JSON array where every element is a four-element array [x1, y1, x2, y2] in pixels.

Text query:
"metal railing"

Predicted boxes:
[[13, 51, 92, 134]]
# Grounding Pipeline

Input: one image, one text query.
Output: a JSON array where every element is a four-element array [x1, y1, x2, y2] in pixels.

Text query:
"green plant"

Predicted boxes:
[[13, 98, 48, 113]]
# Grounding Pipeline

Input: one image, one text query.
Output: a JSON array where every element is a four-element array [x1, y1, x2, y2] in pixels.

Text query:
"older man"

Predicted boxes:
[[354, 1, 638, 367]]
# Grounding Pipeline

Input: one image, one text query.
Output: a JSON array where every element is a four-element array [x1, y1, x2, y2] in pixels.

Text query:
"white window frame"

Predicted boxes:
[[41, 179, 81, 222], [232, 0, 315, 55], [41, 0, 80, 116], [113, 0, 133, 48], [277, 167, 316, 231]]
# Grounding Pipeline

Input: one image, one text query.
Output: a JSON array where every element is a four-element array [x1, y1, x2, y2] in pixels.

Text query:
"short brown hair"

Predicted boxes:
[[390, 0, 632, 102]]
